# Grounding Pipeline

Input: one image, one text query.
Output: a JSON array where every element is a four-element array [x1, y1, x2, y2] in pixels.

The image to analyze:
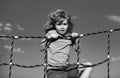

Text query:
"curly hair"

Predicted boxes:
[[44, 9, 74, 34]]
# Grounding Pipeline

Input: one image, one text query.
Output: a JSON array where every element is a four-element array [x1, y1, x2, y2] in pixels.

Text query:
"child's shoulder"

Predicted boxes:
[[70, 32, 79, 37], [71, 32, 78, 34], [47, 30, 57, 34], [46, 29, 59, 36]]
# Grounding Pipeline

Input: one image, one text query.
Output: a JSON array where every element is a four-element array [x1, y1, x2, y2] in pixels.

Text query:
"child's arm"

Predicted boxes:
[[72, 38, 81, 53], [39, 30, 59, 52], [39, 38, 47, 52], [46, 30, 59, 39], [71, 32, 81, 53]]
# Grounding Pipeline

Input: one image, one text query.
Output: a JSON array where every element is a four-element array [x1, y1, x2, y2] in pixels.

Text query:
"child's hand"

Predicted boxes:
[[46, 30, 59, 39], [71, 32, 79, 38]]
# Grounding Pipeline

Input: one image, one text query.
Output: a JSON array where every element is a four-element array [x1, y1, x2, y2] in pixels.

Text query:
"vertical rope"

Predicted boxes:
[[44, 49, 47, 78], [43, 40, 49, 78], [76, 38, 81, 78], [107, 30, 112, 78], [76, 38, 81, 64], [9, 38, 14, 78]]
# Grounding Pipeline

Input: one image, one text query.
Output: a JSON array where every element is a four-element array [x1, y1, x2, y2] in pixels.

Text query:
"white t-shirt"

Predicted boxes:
[[45, 30, 72, 69]]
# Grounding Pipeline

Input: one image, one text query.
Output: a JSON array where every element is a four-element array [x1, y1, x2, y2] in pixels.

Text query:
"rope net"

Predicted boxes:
[[0, 28, 120, 78]]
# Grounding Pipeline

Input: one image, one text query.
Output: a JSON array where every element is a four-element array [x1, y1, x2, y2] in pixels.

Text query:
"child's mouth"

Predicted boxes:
[[60, 30, 65, 31]]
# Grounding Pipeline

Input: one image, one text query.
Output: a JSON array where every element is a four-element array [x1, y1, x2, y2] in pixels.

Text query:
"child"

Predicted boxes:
[[40, 9, 93, 78]]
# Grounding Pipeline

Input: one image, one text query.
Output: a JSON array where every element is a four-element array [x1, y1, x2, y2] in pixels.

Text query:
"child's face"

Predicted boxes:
[[55, 19, 68, 35]]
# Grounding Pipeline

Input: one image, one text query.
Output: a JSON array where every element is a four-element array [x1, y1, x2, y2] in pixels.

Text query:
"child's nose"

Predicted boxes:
[[60, 26, 64, 29]]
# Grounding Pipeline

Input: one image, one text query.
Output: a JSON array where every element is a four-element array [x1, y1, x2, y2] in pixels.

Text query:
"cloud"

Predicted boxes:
[[2, 22, 13, 33], [16, 25, 24, 30], [111, 57, 120, 62], [106, 15, 120, 22], [0, 22, 25, 34], [0, 23, 3, 31], [4, 45, 24, 54], [3, 26, 12, 33], [0, 22, 3, 27], [72, 16, 79, 19], [4, 23, 12, 27], [0, 28, 2, 31]]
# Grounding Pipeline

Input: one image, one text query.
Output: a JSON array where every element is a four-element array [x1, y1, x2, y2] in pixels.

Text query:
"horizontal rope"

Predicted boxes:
[[0, 35, 45, 39], [0, 58, 108, 69], [46, 58, 109, 70], [0, 63, 9, 66], [0, 28, 120, 39], [0, 63, 44, 68], [78, 28, 120, 38], [13, 64, 44, 68]]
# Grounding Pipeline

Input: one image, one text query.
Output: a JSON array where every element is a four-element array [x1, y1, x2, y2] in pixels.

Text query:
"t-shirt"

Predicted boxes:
[[45, 30, 72, 69], [40, 30, 80, 69], [48, 39, 71, 66]]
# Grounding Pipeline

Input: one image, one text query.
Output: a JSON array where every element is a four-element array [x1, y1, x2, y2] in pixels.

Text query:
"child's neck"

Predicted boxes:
[[54, 29, 71, 37], [59, 33, 71, 37]]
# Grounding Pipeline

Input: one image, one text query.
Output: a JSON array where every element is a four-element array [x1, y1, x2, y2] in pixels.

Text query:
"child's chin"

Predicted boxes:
[[59, 32, 66, 35], [57, 31, 67, 35]]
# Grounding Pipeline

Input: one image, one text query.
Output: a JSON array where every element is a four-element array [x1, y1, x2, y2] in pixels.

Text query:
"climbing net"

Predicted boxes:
[[0, 28, 120, 78]]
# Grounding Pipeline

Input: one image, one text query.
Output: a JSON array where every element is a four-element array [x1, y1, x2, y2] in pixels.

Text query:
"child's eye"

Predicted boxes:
[[63, 23, 67, 25], [57, 23, 62, 25], [56, 21, 62, 25]]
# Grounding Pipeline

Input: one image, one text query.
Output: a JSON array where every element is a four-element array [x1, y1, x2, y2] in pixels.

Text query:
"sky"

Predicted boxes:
[[0, 0, 120, 78]]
